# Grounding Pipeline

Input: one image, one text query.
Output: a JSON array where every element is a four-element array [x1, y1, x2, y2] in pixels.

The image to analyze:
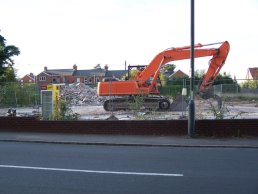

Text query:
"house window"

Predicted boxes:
[[39, 76, 46, 81], [84, 78, 88, 84], [76, 78, 80, 83], [89, 78, 92, 84]]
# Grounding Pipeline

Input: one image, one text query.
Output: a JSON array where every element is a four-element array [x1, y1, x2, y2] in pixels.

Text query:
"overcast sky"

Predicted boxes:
[[1, 0, 257, 79]]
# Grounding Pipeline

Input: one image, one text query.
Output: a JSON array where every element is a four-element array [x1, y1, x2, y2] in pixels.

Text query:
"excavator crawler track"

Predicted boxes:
[[103, 96, 170, 111]]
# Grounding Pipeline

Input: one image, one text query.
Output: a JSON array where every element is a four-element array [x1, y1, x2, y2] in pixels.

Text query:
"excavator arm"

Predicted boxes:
[[136, 41, 230, 94], [198, 41, 230, 93]]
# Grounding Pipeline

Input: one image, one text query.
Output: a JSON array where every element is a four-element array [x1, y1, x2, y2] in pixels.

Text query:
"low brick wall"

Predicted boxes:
[[196, 119, 258, 136], [0, 117, 257, 136]]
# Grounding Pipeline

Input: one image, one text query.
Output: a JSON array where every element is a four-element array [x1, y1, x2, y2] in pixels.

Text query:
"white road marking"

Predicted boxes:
[[0, 164, 183, 177]]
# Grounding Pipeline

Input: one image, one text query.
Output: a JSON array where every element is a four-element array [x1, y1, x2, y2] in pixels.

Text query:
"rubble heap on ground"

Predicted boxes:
[[60, 83, 107, 106]]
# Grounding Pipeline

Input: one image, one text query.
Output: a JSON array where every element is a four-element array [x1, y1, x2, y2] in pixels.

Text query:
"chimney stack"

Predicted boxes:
[[104, 64, 108, 71], [73, 64, 77, 70], [44, 66, 48, 71]]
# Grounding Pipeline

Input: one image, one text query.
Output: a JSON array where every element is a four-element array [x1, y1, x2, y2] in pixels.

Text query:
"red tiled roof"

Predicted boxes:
[[248, 68, 258, 79], [169, 70, 189, 79]]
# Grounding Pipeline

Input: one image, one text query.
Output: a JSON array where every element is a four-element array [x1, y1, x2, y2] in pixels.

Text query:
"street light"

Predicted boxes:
[[188, 0, 195, 137]]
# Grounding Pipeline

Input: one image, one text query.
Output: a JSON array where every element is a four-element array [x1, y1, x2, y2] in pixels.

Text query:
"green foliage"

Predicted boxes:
[[0, 33, 20, 78], [158, 85, 184, 98], [208, 98, 244, 119], [213, 73, 235, 85], [194, 69, 205, 79], [158, 72, 168, 85], [158, 77, 196, 98], [129, 95, 144, 112], [195, 70, 236, 85], [241, 80, 258, 89], [128, 95, 147, 119], [54, 98, 79, 120], [0, 82, 39, 107], [0, 66, 17, 82], [168, 77, 189, 85], [208, 100, 228, 119], [161, 64, 176, 73], [129, 69, 137, 80]]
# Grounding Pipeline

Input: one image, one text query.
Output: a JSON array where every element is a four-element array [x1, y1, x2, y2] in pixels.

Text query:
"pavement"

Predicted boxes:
[[0, 131, 258, 148]]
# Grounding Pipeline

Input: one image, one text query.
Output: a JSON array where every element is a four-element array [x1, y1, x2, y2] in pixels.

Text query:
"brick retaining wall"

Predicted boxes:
[[0, 117, 257, 136]]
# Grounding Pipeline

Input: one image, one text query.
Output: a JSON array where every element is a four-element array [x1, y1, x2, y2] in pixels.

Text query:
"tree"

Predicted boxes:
[[161, 63, 176, 73], [213, 72, 235, 85], [0, 32, 20, 80], [194, 69, 205, 80], [194, 70, 235, 85], [0, 66, 17, 82]]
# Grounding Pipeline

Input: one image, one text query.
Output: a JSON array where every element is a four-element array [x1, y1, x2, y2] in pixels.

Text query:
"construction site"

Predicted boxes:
[[0, 41, 258, 120], [1, 81, 258, 121]]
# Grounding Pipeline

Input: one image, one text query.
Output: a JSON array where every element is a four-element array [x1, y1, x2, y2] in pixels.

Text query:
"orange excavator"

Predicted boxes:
[[97, 41, 230, 111]]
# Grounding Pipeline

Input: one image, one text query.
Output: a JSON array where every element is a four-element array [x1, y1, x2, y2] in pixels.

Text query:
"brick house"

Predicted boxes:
[[36, 65, 76, 88], [169, 70, 189, 79], [246, 68, 258, 80], [35, 64, 127, 88], [73, 65, 127, 84], [73, 67, 106, 84], [20, 73, 36, 83]]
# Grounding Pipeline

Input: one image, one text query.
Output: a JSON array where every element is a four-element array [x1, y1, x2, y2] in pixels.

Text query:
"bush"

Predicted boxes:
[[158, 85, 183, 97], [54, 99, 80, 120], [241, 80, 258, 89]]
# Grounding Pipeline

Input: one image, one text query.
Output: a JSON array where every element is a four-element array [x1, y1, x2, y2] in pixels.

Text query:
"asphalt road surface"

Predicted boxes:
[[0, 142, 257, 194]]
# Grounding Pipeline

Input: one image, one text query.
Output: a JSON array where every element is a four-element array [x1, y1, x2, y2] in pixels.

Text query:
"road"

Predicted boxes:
[[0, 142, 257, 194]]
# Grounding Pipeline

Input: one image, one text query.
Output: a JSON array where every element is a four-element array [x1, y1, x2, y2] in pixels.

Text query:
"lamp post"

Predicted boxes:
[[188, 0, 195, 137]]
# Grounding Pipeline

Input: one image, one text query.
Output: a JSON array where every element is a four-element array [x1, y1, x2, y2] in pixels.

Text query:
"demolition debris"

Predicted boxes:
[[60, 83, 107, 106]]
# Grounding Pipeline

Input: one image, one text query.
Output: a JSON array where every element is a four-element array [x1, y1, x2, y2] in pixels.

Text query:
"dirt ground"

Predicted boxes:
[[1, 98, 257, 120], [74, 98, 258, 120]]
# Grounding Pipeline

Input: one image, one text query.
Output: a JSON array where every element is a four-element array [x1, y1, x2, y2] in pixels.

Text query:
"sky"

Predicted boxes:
[[0, 0, 258, 80]]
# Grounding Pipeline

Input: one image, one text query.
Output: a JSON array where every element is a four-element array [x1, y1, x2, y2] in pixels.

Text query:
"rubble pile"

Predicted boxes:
[[60, 83, 107, 106]]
